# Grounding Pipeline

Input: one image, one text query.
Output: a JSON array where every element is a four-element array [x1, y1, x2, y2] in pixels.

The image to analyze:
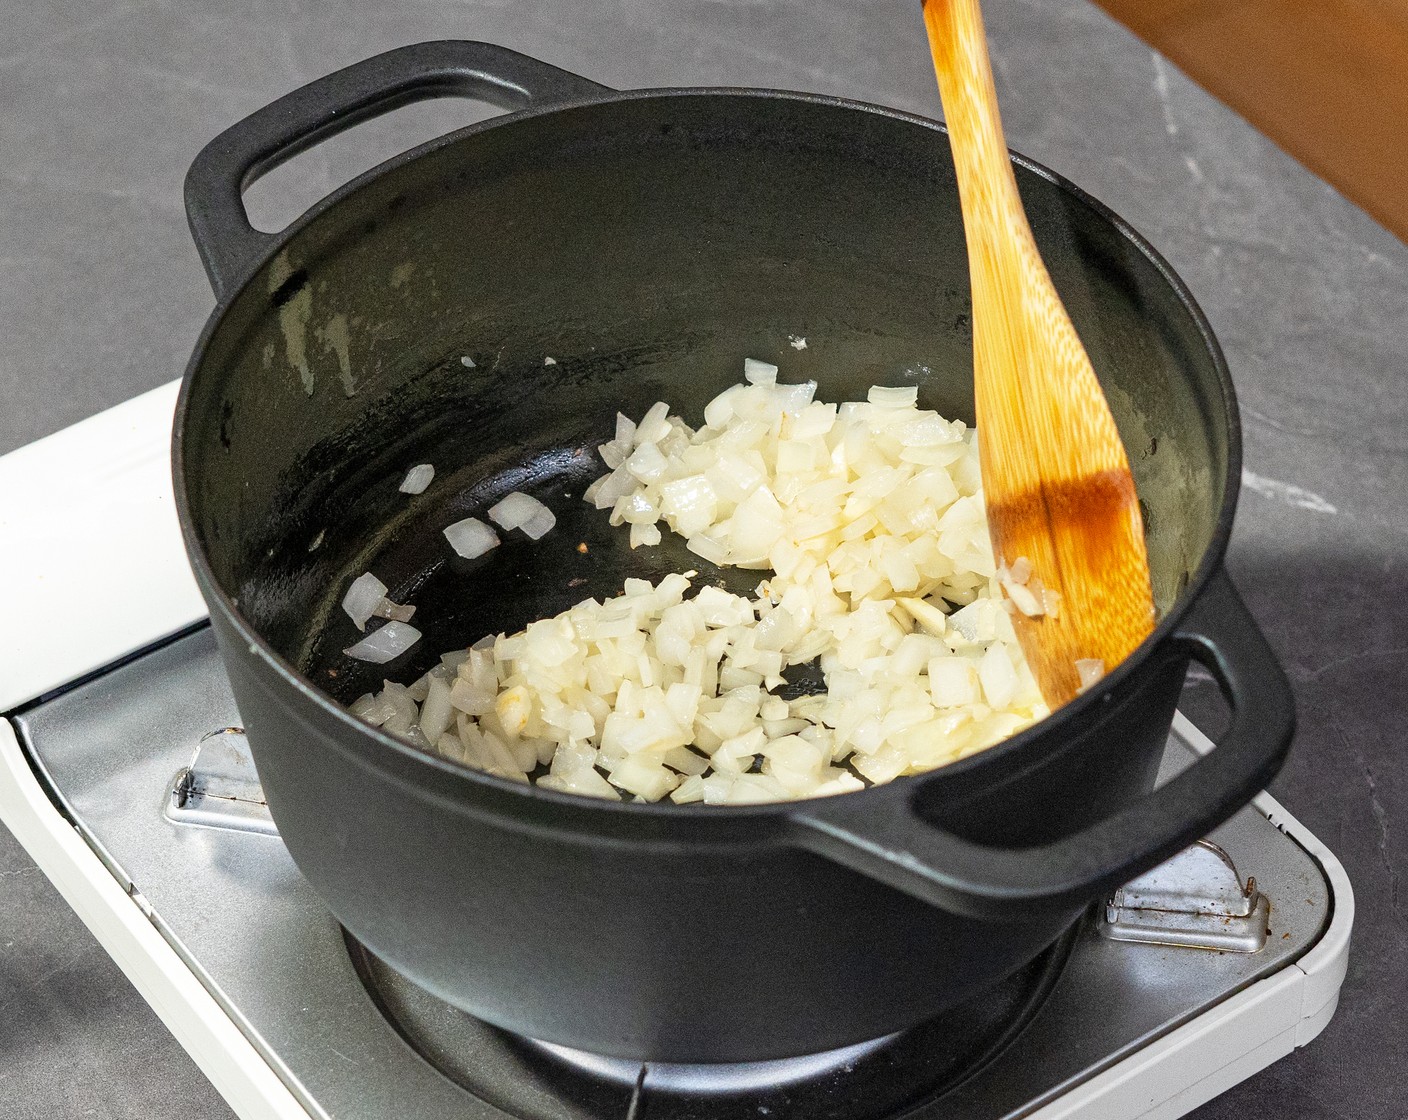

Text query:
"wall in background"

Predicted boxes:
[[1093, 0, 1408, 243]]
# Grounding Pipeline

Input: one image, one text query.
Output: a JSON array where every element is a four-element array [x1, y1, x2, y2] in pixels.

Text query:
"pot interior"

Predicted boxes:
[[181, 91, 1229, 710]]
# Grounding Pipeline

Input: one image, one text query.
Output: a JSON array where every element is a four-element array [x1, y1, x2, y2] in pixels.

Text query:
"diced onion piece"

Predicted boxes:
[[615, 412, 636, 446], [685, 534, 728, 566], [743, 358, 778, 385], [867, 385, 918, 408], [599, 440, 629, 469], [929, 657, 979, 707], [978, 646, 1019, 708], [1005, 581, 1045, 617], [419, 676, 454, 742], [344, 621, 421, 663], [399, 464, 435, 494], [590, 466, 637, 510], [342, 572, 388, 631], [1075, 658, 1106, 693], [760, 696, 789, 721], [372, 597, 416, 623], [488, 491, 546, 531], [772, 380, 817, 416], [496, 685, 532, 737], [521, 506, 557, 541], [444, 518, 499, 558], [626, 441, 669, 482], [636, 402, 672, 445], [350, 691, 397, 726], [897, 597, 947, 636]]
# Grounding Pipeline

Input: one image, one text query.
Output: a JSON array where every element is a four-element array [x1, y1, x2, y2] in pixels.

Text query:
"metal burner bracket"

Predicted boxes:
[[165, 727, 277, 836], [1101, 840, 1270, 953]]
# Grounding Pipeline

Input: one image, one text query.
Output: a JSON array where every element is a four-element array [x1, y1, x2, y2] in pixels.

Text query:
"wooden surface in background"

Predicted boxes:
[[1093, 0, 1408, 243]]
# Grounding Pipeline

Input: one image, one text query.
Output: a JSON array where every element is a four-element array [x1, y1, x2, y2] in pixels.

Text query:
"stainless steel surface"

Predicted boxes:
[[164, 727, 277, 836], [528, 1036, 898, 1093], [1102, 840, 1270, 953], [13, 626, 1333, 1120]]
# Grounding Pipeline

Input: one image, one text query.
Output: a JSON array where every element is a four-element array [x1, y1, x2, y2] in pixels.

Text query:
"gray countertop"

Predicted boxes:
[[1, 0, 1404, 1117]]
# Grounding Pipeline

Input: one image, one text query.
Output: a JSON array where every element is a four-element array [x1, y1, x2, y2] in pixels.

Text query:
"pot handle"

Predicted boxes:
[[789, 570, 1295, 920], [184, 40, 610, 300]]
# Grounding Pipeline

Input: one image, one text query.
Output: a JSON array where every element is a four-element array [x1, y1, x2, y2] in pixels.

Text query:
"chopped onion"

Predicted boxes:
[[419, 676, 454, 742], [399, 464, 435, 494], [1075, 658, 1106, 693], [342, 572, 388, 631], [598, 439, 630, 469], [1004, 581, 1045, 617], [743, 358, 778, 385], [589, 467, 636, 510], [636, 402, 672, 444], [897, 597, 948, 636], [615, 412, 636, 445], [344, 621, 421, 663], [489, 491, 549, 531], [443, 518, 499, 559], [356, 373, 1053, 804], [772, 380, 817, 416], [373, 597, 416, 623], [350, 690, 397, 726], [867, 385, 918, 408], [521, 507, 557, 540]]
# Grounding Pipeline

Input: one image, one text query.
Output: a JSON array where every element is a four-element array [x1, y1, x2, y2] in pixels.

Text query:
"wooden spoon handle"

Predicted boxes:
[[923, 0, 1029, 260], [924, 0, 1058, 400]]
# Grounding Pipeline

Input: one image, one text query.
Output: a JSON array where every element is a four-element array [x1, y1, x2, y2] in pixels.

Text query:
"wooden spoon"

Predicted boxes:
[[923, 0, 1156, 707]]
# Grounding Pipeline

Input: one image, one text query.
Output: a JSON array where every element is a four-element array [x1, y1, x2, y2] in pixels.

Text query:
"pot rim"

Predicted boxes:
[[173, 83, 1241, 825]]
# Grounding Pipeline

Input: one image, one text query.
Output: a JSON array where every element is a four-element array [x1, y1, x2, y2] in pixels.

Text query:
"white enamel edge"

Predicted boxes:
[[0, 719, 315, 1120], [0, 380, 207, 710], [1024, 714, 1354, 1119]]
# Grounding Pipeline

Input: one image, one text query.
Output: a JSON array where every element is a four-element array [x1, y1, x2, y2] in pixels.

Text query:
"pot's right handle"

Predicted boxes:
[[184, 40, 610, 301], [790, 570, 1295, 921]]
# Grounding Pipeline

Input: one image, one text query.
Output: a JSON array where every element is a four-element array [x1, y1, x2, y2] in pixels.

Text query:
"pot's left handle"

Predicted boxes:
[[184, 40, 610, 300]]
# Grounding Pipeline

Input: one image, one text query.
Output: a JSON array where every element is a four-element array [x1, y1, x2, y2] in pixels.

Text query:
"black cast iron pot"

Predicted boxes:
[[175, 42, 1294, 1062]]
